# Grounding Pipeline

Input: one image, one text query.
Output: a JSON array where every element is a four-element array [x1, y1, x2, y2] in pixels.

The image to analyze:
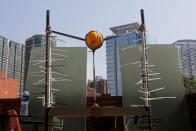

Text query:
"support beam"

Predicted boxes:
[[49, 107, 148, 117], [52, 30, 85, 41]]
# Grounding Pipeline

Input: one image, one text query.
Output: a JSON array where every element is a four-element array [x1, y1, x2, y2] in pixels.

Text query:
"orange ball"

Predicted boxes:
[[85, 31, 103, 51]]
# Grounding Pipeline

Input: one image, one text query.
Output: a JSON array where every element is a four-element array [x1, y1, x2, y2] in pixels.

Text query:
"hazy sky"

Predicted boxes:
[[1, 0, 196, 79]]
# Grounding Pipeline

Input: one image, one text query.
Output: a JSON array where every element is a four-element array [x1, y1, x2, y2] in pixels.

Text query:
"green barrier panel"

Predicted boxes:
[[121, 44, 191, 131], [22, 47, 87, 131]]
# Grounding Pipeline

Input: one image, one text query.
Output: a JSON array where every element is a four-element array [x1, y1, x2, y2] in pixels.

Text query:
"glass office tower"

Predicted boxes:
[[173, 39, 196, 77], [106, 23, 141, 96]]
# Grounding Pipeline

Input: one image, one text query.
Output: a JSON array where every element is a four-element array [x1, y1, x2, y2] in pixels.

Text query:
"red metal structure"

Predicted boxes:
[[0, 69, 21, 130], [7, 109, 21, 131], [0, 69, 19, 98], [0, 99, 21, 131]]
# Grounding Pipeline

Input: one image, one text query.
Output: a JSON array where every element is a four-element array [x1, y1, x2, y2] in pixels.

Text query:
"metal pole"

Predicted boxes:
[[140, 9, 151, 131], [51, 30, 85, 41], [45, 9, 52, 131], [93, 51, 96, 102], [140, 9, 148, 107], [141, 31, 148, 107]]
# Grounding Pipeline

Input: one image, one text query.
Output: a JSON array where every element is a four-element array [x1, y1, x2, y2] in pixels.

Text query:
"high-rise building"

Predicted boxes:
[[173, 39, 196, 77], [24, 34, 57, 86], [87, 76, 107, 95], [106, 23, 141, 96], [0, 35, 24, 96], [0, 36, 9, 73]]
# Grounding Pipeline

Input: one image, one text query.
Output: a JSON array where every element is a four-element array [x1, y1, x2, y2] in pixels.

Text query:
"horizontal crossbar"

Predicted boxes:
[[49, 107, 148, 117]]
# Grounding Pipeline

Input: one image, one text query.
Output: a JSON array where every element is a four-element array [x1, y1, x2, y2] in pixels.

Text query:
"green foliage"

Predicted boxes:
[[182, 75, 196, 94]]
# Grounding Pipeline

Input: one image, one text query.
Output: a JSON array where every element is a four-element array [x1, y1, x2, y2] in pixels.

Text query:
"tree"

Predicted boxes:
[[182, 75, 196, 94]]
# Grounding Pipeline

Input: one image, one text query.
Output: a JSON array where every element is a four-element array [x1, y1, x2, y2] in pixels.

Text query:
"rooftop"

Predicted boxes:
[[110, 22, 140, 35], [173, 39, 196, 44]]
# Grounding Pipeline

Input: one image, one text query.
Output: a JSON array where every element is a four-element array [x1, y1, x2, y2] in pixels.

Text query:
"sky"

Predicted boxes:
[[1, 0, 196, 79]]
